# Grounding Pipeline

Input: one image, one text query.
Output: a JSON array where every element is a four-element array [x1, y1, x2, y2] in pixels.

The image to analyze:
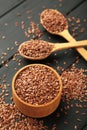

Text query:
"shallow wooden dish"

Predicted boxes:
[[12, 64, 62, 118]]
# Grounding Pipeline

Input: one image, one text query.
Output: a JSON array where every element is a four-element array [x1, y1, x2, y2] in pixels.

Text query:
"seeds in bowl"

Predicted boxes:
[[40, 9, 68, 33], [14, 64, 60, 105], [19, 39, 54, 60]]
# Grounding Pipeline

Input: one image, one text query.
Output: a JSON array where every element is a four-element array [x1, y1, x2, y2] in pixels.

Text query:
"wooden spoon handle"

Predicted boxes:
[[54, 40, 87, 51], [58, 30, 87, 61]]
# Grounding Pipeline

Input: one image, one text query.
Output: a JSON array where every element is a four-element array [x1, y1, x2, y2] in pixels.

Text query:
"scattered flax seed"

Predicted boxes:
[[56, 112, 60, 117], [75, 111, 79, 114], [7, 84, 10, 87], [4, 23, 8, 26], [61, 66, 87, 102], [14, 67, 17, 70], [2, 35, 6, 39], [52, 124, 56, 130], [68, 16, 87, 38], [75, 103, 83, 108], [0, 102, 47, 130], [81, 112, 86, 115], [17, 12, 21, 16], [22, 21, 43, 38], [11, 47, 14, 50], [80, 27, 85, 33], [21, 21, 25, 29], [2, 52, 7, 56], [27, 16, 32, 20], [74, 125, 78, 130], [3, 74, 7, 78], [18, 62, 21, 66], [76, 18, 80, 24], [63, 62, 66, 65], [26, 10, 32, 14], [14, 41, 19, 46], [83, 18, 86, 22], [7, 47, 10, 51], [0, 6, 87, 130], [14, 64, 60, 105], [15, 21, 19, 27], [5, 93, 9, 96], [57, 66, 64, 72], [59, 0, 62, 2], [64, 121, 68, 125], [5, 64, 8, 68], [0, 84, 5, 89], [58, 0, 63, 7], [1, 60, 5, 64], [0, 56, 4, 60], [77, 118, 81, 122]]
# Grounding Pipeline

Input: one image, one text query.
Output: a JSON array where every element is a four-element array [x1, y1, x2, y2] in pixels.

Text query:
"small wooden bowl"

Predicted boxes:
[[12, 64, 62, 118]]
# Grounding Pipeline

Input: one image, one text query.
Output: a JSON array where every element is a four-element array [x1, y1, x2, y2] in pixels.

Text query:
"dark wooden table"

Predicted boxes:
[[0, 0, 87, 130]]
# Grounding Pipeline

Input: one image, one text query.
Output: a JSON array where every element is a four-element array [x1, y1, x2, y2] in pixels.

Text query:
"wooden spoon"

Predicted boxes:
[[18, 39, 87, 60], [40, 9, 87, 61]]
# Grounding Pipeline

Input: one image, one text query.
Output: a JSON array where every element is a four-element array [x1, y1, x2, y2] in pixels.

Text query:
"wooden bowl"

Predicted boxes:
[[12, 64, 62, 118]]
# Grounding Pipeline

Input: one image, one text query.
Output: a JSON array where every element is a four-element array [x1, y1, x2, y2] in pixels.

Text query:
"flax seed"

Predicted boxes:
[[40, 9, 68, 33], [19, 39, 54, 59], [14, 64, 60, 105], [0, 102, 47, 130], [61, 67, 87, 102]]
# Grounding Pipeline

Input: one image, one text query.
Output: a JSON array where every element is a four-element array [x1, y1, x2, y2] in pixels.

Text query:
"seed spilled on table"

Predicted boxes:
[[0, 64, 87, 129], [14, 64, 60, 105], [61, 66, 87, 102], [0, 102, 47, 130], [0, 4, 87, 130], [19, 39, 54, 59]]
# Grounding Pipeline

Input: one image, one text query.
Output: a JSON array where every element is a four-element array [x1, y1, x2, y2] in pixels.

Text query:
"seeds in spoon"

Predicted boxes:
[[19, 39, 54, 59], [40, 9, 68, 33]]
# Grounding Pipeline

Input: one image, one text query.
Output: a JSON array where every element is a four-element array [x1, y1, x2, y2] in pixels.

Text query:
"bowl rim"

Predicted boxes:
[[12, 63, 62, 108]]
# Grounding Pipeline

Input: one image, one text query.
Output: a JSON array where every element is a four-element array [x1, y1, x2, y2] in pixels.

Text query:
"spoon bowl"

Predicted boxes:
[[18, 39, 87, 60], [40, 9, 87, 61], [40, 9, 68, 35]]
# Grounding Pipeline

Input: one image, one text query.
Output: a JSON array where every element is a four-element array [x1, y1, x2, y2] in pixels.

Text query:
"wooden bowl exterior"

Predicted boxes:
[[12, 64, 62, 118]]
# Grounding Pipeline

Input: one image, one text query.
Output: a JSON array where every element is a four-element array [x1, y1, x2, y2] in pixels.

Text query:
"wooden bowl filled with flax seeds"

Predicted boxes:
[[12, 64, 62, 118]]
